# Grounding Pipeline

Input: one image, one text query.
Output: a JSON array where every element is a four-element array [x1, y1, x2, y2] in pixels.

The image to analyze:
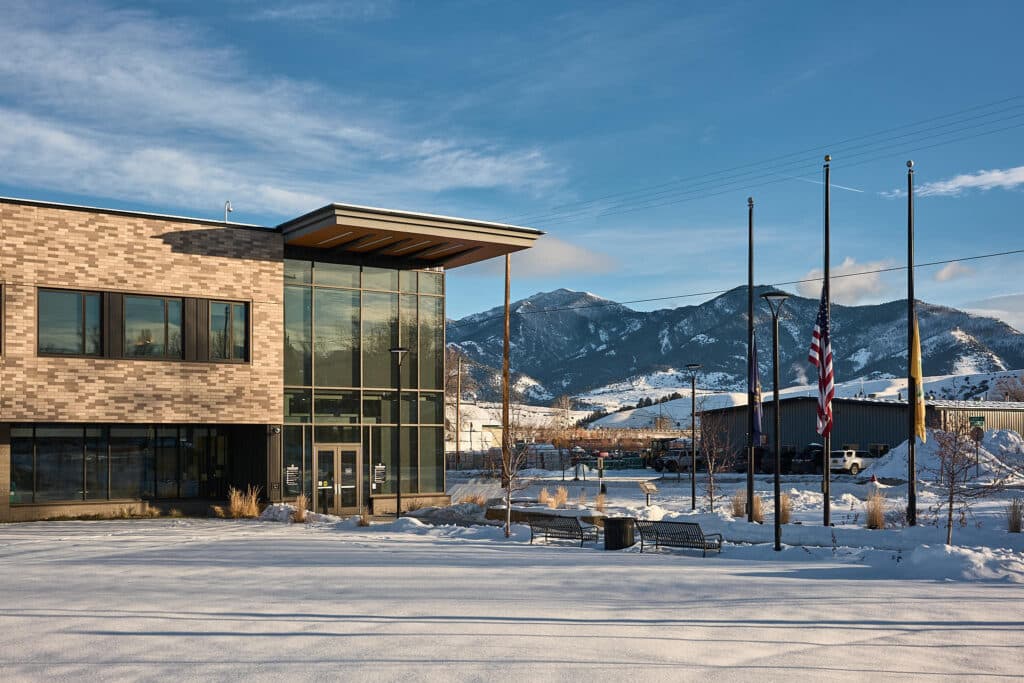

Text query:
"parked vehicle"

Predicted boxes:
[[653, 448, 704, 473], [791, 443, 824, 475], [829, 449, 879, 476]]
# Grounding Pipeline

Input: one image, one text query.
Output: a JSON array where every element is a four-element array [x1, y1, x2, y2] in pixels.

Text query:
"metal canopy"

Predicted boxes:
[[278, 203, 543, 269]]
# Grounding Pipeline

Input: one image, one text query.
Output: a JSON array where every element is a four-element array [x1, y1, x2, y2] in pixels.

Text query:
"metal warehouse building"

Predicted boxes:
[[702, 396, 1024, 454]]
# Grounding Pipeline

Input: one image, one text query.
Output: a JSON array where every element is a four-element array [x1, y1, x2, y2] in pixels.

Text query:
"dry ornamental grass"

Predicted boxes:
[[554, 486, 569, 508], [227, 485, 262, 519], [1008, 498, 1023, 533], [751, 494, 764, 523], [730, 490, 746, 518], [866, 490, 886, 530], [538, 487, 552, 507], [595, 493, 606, 512], [457, 493, 488, 507], [358, 508, 371, 527], [292, 493, 308, 523], [778, 493, 792, 524]]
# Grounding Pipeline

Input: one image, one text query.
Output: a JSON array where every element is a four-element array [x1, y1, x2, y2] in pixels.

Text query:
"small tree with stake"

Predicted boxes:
[[699, 399, 736, 512], [927, 420, 1007, 545]]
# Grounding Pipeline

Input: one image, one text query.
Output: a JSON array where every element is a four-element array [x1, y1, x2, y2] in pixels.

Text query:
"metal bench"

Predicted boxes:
[[526, 514, 599, 547], [633, 520, 723, 556]]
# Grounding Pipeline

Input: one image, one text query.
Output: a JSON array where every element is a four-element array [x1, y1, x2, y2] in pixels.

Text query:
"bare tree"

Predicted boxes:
[[927, 420, 1006, 545], [995, 374, 1024, 401], [698, 400, 736, 512], [496, 395, 534, 537]]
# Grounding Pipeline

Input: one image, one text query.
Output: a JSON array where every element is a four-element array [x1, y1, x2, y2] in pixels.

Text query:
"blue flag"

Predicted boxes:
[[750, 332, 764, 445]]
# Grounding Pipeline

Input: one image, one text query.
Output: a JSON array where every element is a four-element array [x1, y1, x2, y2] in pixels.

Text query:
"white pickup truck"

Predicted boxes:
[[829, 450, 879, 476]]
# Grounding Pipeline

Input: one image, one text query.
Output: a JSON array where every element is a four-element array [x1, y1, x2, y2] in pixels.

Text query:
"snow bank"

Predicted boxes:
[[259, 503, 341, 524], [905, 544, 1024, 583], [868, 430, 1023, 483]]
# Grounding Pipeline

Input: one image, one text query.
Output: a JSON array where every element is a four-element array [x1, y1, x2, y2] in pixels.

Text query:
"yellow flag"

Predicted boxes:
[[911, 314, 926, 443]]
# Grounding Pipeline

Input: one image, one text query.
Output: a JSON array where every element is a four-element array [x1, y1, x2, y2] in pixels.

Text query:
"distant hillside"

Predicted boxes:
[[447, 287, 1024, 403]]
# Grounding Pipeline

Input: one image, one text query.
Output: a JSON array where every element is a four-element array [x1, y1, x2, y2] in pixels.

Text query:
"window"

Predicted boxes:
[[124, 295, 183, 359], [38, 289, 102, 356], [210, 301, 248, 361]]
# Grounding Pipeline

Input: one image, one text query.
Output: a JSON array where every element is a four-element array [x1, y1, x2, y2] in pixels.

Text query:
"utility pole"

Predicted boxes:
[[455, 355, 462, 471], [502, 254, 512, 490], [907, 160, 918, 527], [747, 196, 756, 523]]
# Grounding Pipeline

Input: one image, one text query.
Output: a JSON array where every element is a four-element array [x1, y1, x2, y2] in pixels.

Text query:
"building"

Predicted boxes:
[[0, 196, 540, 521], [701, 395, 1024, 456]]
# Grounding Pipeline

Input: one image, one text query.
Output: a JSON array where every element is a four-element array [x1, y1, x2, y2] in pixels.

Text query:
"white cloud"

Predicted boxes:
[[881, 165, 1024, 199], [0, 2, 560, 218], [250, 1, 395, 23], [933, 261, 974, 282], [796, 257, 896, 304], [964, 294, 1024, 332], [462, 237, 617, 279]]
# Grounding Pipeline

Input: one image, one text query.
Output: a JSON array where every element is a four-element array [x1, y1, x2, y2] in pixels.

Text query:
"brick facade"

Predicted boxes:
[[0, 200, 284, 424]]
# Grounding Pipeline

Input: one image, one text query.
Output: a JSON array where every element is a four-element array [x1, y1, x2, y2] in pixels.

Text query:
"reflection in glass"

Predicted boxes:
[[399, 270, 417, 292], [313, 426, 361, 443], [363, 291, 397, 388], [155, 427, 179, 498], [284, 286, 312, 385], [315, 262, 359, 288], [418, 392, 443, 424], [283, 426, 304, 498], [85, 427, 108, 500], [314, 289, 359, 387], [232, 303, 247, 359], [400, 426, 417, 494], [363, 266, 398, 291], [400, 295, 418, 387], [210, 302, 231, 360], [109, 426, 153, 499], [419, 271, 443, 295], [284, 389, 312, 423], [363, 391, 397, 424], [419, 427, 444, 494], [38, 290, 101, 355], [284, 259, 312, 284], [34, 426, 84, 502], [123, 295, 185, 358], [11, 430, 34, 504], [419, 295, 443, 389], [315, 390, 360, 423]]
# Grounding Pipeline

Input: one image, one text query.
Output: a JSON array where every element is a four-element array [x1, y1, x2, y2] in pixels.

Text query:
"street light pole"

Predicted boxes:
[[390, 346, 409, 518], [762, 291, 789, 552], [686, 363, 702, 511]]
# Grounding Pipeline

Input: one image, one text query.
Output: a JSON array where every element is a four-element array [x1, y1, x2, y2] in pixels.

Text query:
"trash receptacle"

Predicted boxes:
[[604, 517, 635, 550]]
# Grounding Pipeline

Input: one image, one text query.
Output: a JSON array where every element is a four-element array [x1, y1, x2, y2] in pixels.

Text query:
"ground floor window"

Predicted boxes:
[[10, 424, 234, 504]]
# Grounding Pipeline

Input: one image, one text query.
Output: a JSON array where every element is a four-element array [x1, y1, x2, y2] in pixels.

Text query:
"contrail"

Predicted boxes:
[[775, 173, 865, 193]]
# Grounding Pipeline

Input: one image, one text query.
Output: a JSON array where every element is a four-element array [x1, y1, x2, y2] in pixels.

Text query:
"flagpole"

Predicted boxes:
[[823, 154, 832, 528], [747, 196, 756, 523], [907, 160, 918, 527]]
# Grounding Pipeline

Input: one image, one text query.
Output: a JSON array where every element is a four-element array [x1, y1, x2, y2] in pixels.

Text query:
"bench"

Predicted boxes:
[[526, 514, 599, 547], [633, 520, 723, 556]]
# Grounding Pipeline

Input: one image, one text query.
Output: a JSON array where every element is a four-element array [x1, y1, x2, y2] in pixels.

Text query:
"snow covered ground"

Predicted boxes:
[[2, 470, 1022, 680], [587, 369, 1024, 429]]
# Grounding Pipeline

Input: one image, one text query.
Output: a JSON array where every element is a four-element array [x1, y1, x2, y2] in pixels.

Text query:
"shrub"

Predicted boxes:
[[554, 486, 569, 509], [866, 490, 886, 530], [538, 487, 552, 507], [292, 493, 308, 523], [211, 505, 226, 519], [406, 500, 425, 512], [227, 485, 261, 519], [595, 493, 606, 513], [168, 508, 184, 519], [778, 493, 791, 524], [457, 493, 487, 507], [751, 494, 764, 523], [1008, 498, 1023, 533], [730, 490, 746, 518], [358, 507, 371, 527]]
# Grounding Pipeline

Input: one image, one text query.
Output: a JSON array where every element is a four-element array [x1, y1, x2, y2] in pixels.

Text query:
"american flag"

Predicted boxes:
[[808, 288, 834, 436]]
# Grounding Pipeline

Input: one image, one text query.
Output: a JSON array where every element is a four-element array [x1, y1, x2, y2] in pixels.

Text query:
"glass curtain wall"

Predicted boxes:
[[283, 260, 445, 499], [9, 425, 234, 503]]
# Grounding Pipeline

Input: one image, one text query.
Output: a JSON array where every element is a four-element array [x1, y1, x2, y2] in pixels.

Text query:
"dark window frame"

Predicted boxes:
[[123, 294, 184, 360], [209, 300, 250, 363], [37, 288, 103, 357]]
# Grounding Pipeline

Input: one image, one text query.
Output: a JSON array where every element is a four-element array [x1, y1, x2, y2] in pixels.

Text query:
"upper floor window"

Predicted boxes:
[[124, 295, 183, 359], [211, 301, 248, 361], [38, 289, 102, 356]]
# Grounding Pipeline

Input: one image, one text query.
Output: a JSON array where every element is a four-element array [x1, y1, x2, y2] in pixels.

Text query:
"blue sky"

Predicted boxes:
[[2, 1, 1023, 325]]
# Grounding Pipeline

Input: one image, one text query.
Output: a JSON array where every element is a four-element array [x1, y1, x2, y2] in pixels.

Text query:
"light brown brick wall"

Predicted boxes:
[[0, 200, 284, 424]]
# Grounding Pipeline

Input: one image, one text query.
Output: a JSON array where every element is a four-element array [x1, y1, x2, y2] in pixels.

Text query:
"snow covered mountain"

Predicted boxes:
[[447, 287, 1024, 403]]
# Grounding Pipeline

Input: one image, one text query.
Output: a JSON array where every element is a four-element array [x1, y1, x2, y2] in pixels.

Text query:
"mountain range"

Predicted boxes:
[[446, 287, 1024, 404]]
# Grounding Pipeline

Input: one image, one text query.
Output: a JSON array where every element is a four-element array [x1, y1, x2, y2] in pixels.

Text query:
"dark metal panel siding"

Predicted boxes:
[[266, 426, 282, 502], [105, 292, 124, 358], [196, 298, 210, 361], [183, 298, 199, 361]]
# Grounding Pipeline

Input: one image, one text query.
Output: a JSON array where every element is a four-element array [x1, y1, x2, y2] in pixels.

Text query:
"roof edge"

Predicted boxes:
[[0, 195, 270, 231], [277, 202, 544, 235]]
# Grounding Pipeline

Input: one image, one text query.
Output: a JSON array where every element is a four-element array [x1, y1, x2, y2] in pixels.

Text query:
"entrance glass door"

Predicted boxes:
[[314, 445, 361, 515]]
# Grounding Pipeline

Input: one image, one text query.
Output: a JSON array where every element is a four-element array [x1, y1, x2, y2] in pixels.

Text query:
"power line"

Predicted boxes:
[[448, 246, 1024, 329], [506, 97, 1024, 227]]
